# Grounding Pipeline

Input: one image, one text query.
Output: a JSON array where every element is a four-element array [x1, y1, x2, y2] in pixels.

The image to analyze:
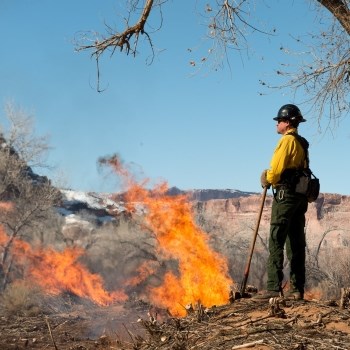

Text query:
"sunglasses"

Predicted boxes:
[[277, 119, 288, 124]]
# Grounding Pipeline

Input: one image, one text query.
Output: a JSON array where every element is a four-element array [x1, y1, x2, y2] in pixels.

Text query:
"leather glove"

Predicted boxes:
[[260, 169, 271, 189]]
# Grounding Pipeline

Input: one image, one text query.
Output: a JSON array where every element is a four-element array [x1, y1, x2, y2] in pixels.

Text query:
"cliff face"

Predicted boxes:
[[193, 192, 350, 250], [57, 189, 350, 295], [58, 189, 350, 255], [191, 192, 350, 290]]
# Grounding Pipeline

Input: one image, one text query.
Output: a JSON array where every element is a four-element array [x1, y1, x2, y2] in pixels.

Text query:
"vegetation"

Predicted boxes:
[[76, 1, 350, 126], [0, 103, 61, 291]]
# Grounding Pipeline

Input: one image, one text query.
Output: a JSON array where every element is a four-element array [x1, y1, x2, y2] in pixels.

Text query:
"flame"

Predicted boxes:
[[304, 288, 322, 301], [125, 261, 158, 287], [0, 226, 8, 245], [1, 156, 233, 313], [0, 228, 127, 305], [0, 201, 13, 212], [105, 155, 233, 315]]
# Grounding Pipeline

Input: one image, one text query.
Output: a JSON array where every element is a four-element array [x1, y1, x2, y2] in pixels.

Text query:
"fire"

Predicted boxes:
[[0, 228, 127, 305], [0, 201, 13, 212], [1, 156, 234, 314], [304, 288, 322, 301], [104, 155, 234, 316], [125, 261, 158, 287]]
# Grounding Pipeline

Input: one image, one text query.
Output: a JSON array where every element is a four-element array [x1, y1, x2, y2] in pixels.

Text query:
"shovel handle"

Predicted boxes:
[[240, 186, 268, 296]]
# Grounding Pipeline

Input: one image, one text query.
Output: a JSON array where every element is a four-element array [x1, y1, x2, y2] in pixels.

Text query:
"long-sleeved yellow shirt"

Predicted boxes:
[[266, 128, 306, 186]]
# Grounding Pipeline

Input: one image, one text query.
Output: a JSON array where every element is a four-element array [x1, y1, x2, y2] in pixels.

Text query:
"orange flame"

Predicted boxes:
[[105, 155, 233, 316], [0, 201, 13, 212], [1, 156, 233, 313], [0, 228, 127, 305], [304, 288, 322, 301], [125, 260, 158, 287]]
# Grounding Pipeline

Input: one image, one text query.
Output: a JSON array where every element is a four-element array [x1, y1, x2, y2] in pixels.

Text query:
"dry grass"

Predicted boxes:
[[0, 280, 42, 316]]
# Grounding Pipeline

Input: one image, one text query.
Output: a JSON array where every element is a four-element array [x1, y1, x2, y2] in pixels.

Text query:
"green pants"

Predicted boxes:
[[267, 188, 308, 293]]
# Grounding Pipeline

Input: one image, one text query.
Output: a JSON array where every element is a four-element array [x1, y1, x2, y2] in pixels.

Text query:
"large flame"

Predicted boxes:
[[104, 155, 234, 315], [0, 226, 127, 305], [1, 155, 234, 314]]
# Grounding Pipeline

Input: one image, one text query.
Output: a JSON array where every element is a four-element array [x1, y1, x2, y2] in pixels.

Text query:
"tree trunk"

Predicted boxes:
[[318, 0, 350, 35]]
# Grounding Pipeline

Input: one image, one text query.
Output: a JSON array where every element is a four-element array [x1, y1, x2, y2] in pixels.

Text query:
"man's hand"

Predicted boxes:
[[260, 169, 271, 189]]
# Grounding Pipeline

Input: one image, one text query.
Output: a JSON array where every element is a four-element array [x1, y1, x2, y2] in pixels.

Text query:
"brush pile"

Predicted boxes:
[[130, 297, 350, 350]]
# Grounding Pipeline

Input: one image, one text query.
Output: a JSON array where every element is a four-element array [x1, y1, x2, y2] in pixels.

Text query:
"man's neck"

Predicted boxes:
[[283, 127, 297, 135]]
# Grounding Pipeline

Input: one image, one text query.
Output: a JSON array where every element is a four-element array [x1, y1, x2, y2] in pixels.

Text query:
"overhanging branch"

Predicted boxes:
[[77, 0, 154, 58]]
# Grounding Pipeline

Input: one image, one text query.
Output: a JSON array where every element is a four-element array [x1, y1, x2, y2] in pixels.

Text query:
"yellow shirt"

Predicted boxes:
[[266, 129, 306, 186]]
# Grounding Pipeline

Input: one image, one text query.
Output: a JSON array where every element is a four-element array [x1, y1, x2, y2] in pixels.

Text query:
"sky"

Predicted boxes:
[[0, 1, 349, 195]]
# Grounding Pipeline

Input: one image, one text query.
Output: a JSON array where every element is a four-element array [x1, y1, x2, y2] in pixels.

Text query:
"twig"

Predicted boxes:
[[294, 334, 348, 350], [235, 314, 272, 327], [54, 320, 69, 330], [122, 323, 136, 344], [231, 339, 264, 349], [44, 317, 58, 350], [284, 315, 299, 325]]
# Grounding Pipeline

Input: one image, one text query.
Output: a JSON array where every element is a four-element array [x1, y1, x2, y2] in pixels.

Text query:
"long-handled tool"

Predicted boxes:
[[239, 186, 268, 297]]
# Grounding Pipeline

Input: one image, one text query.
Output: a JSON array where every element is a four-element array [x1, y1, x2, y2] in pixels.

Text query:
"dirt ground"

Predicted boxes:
[[1, 295, 350, 350]]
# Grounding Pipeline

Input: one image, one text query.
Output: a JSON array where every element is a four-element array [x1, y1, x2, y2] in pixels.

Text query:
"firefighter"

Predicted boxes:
[[254, 104, 309, 300]]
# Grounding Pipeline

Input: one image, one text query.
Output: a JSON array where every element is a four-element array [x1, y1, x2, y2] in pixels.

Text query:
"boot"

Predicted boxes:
[[252, 290, 281, 300], [284, 290, 303, 300]]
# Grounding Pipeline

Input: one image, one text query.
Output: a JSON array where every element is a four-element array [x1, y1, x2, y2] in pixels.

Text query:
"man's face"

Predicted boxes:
[[276, 119, 289, 134]]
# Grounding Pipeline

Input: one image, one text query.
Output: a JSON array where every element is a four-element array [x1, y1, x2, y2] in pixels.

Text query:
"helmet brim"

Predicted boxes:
[[273, 117, 307, 122]]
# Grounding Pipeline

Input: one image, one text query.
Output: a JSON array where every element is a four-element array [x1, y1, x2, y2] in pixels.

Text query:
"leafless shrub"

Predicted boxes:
[[306, 244, 350, 299], [82, 215, 161, 291], [0, 103, 61, 290], [0, 281, 42, 317]]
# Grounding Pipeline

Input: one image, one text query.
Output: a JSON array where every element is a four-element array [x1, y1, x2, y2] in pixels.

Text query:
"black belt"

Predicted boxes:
[[275, 184, 291, 190]]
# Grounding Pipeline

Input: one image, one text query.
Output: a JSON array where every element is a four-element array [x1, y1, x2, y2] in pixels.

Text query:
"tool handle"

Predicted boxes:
[[240, 186, 268, 296]]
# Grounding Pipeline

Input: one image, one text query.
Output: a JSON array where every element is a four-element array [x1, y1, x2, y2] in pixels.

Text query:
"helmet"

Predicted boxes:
[[273, 104, 306, 123]]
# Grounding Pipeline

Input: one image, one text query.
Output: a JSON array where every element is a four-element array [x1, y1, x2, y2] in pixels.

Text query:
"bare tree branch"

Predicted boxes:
[[76, 1, 350, 125], [77, 0, 154, 57], [318, 0, 350, 34], [262, 1, 350, 128], [75, 0, 163, 91]]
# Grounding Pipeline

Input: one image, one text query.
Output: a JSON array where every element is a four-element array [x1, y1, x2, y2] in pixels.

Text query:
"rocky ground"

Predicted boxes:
[[1, 294, 350, 350]]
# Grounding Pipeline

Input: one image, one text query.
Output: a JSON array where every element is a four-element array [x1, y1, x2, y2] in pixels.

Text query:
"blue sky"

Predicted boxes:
[[0, 1, 349, 195]]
